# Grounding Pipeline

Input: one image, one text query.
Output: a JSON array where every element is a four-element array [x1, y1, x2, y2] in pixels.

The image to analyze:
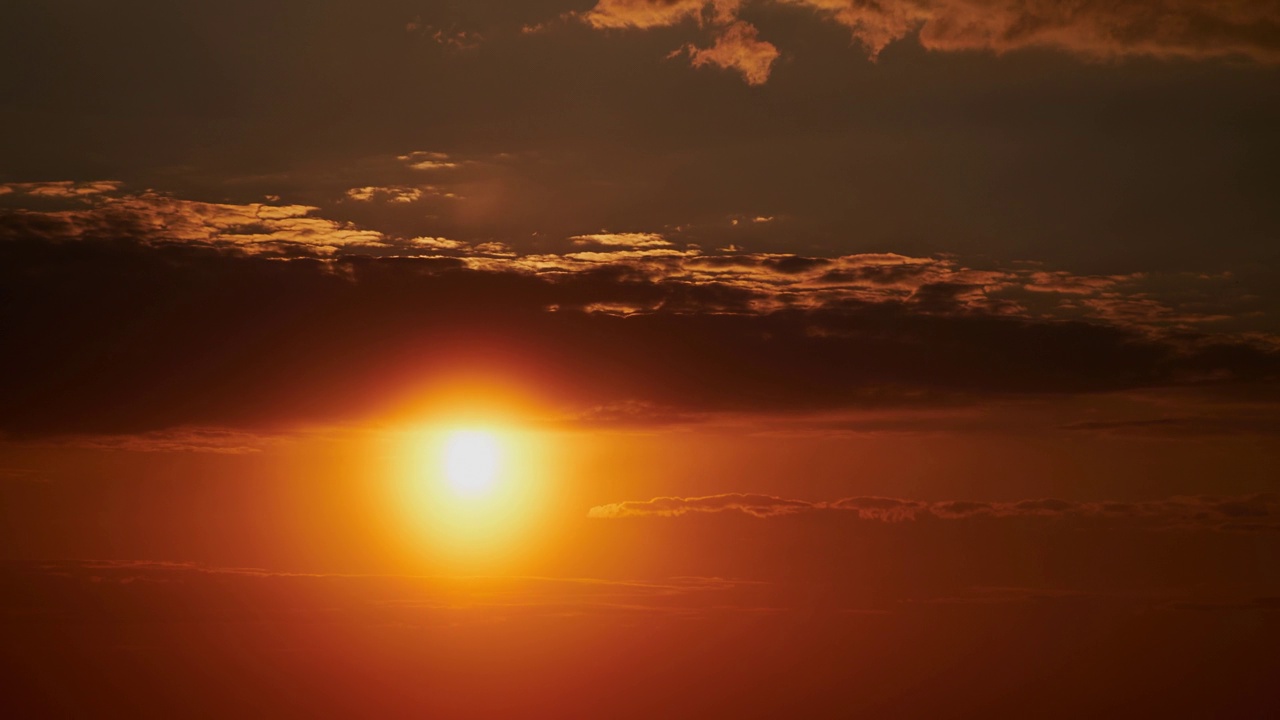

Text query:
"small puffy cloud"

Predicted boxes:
[[409, 237, 517, 256], [345, 186, 425, 203], [473, 241, 517, 256], [677, 20, 780, 85], [410, 236, 471, 251], [570, 231, 674, 249], [398, 151, 460, 171]]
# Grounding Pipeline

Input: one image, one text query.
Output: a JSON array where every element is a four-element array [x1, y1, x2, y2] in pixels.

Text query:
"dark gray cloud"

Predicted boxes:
[[2, 191, 1277, 436]]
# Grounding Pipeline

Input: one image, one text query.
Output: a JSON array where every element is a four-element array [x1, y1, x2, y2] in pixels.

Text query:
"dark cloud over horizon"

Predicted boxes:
[[2, 187, 1277, 437]]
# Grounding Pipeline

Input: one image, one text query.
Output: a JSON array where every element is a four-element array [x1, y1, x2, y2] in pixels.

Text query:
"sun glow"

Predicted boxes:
[[392, 422, 554, 566], [443, 430, 501, 497]]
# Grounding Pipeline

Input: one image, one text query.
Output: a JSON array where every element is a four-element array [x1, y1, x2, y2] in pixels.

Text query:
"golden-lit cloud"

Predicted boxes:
[[2, 190, 1276, 436], [576, 0, 1280, 83], [0, 189, 1259, 335], [398, 151, 461, 171], [345, 186, 426, 203], [676, 20, 780, 85], [788, 0, 1280, 61], [569, 231, 674, 248], [583, 0, 710, 29], [0, 180, 124, 198], [588, 491, 1280, 532], [2, 190, 384, 255]]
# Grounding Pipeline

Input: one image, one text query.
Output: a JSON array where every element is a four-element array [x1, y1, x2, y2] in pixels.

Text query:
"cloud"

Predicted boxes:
[[574, 0, 1280, 83], [0, 190, 385, 255], [406, 18, 483, 51], [676, 20, 781, 85], [578, 1, 777, 84], [41, 428, 274, 454], [588, 491, 1280, 532], [0, 180, 123, 199], [570, 232, 674, 248], [397, 151, 461, 171], [0, 561, 767, 623], [590, 493, 819, 518], [582, 0, 711, 29], [1061, 414, 1280, 438], [1, 190, 1277, 436], [789, 0, 1280, 61], [345, 186, 425, 204]]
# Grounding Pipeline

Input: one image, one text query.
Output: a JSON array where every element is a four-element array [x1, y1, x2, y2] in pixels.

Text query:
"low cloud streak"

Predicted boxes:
[[589, 491, 1280, 532]]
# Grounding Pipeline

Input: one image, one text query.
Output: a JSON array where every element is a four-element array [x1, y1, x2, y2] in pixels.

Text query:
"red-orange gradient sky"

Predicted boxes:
[[2, 1, 1280, 718]]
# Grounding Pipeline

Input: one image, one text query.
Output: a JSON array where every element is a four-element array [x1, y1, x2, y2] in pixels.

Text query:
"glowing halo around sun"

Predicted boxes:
[[391, 422, 553, 565]]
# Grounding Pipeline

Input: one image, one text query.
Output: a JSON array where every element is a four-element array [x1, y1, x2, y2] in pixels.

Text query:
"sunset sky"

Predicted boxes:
[[3, 1, 1280, 717]]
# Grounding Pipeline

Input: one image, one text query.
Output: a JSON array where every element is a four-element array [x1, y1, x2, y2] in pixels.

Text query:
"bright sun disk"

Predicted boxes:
[[443, 429, 501, 497]]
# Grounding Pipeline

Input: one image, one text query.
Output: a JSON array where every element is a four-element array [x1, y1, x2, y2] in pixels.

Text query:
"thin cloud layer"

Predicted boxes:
[[0, 561, 772, 628], [588, 491, 1280, 532]]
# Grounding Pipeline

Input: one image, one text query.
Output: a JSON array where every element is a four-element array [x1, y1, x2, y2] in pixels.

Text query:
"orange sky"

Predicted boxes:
[[2, 0, 1280, 717]]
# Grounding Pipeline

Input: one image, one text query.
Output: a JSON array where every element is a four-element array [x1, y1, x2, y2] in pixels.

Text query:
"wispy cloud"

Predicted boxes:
[[0, 180, 123, 199], [786, 0, 1280, 62], [570, 232, 674, 249], [0, 561, 770, 622], [573, 0, 1280, 85], [588, 491, 1280, 533], [0, 190, 384, 255]]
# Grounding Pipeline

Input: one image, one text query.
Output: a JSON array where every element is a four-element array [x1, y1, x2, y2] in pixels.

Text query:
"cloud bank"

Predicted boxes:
[[1, 186, 1276, 436], [576, 0, 1280, 83]]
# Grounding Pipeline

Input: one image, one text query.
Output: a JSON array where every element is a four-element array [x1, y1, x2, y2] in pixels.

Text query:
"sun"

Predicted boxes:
[[443, 429, 501, 497], [391, 422, 553, 565]]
